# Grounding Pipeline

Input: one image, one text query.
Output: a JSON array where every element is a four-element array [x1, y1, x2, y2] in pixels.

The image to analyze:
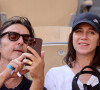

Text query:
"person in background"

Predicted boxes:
[[44, 12, 100, 90], [0, 16, 46, 90]]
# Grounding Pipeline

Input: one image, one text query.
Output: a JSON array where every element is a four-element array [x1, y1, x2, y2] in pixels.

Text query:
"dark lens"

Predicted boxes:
[[9, 32, 20, 41], [23, 35, 31, 44], [27, 37, 36, 47]]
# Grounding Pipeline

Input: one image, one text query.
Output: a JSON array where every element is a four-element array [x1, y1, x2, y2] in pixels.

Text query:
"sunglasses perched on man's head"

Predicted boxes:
[[0, 32, 33, 44]]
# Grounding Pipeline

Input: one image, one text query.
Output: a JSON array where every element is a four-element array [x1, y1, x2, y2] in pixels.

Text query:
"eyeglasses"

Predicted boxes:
[[0, 32, 33, 44]]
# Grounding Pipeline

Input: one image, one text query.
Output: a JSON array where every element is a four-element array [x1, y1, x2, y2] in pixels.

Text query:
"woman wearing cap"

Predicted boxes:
[[44, 12, 100, 90]]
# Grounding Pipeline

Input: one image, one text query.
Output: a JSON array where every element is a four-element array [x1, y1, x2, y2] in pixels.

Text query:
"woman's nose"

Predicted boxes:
[[81, 33, 88, 40]]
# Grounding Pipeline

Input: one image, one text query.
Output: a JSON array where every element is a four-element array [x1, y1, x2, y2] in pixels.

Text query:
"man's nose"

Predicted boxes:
[[17, 36, 24, 44]]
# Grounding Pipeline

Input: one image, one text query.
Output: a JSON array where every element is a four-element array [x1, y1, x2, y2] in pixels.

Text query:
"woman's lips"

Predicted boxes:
[[79, 43, 88, 46], [79, 42, 89, 46]]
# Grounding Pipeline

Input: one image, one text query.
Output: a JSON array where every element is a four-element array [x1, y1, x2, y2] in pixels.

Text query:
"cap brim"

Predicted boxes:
[[72, 20, 99, 32]]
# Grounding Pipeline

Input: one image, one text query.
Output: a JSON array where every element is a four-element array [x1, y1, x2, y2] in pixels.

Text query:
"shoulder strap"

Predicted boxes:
[[72, 66, 100, 90]]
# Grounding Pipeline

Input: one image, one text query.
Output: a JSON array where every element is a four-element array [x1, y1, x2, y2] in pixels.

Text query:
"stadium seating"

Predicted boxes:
[[34, 26, 72, 42]]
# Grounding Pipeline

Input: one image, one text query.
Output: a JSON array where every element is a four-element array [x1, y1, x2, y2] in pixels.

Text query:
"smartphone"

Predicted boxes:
[[27, 38, 42, 56], [25, 38, 42, 66]]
